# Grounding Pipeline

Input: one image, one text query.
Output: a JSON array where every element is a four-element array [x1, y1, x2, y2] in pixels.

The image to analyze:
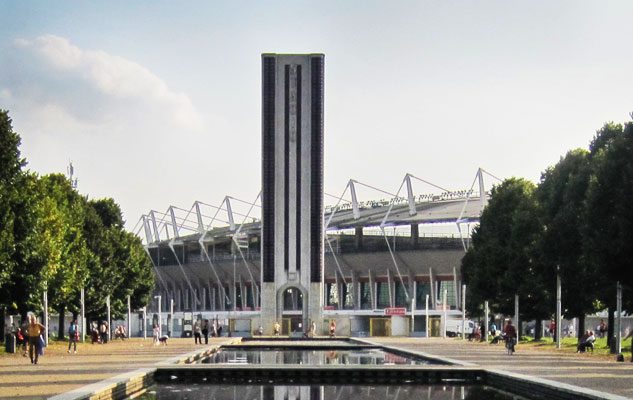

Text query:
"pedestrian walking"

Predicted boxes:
[[503, 319, 517, 355], [193, 320, 202, 344], [67, 318, 79, 353], [26, 315, 45, 365], [99, 321, 108, 344], [202, 319, 209, 344]]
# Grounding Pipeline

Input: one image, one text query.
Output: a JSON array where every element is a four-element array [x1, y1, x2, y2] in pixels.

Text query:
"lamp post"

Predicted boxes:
[[80, 287, 85, 343], [43, 287, 48, 346], [154, 295, 162, 337], [556, 268, 562, 349], [484, 301, 489, 342], [616, 282, 622, 354], [461, 284, 466, 340], [127, 295, 131, 340], [170, 298, 174, 337], [425, 294, 429, 338], [442, 289, 447, 339], [141, 307, 147, 339], [106, 295, 111, 342]]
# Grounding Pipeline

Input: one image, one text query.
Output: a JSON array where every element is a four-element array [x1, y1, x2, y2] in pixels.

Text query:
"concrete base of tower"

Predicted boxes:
[[260, 282, 278, 335], [307, 282, 323, 334]]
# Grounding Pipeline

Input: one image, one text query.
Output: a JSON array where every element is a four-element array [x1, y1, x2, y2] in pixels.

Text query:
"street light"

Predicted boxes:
[[154, 295, 162, 337], [556, 266, 561, 349]]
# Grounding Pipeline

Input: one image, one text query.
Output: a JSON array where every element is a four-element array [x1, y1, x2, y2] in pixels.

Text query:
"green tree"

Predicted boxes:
[[0, 110, 27, 305], [585, 121, 633, 357], [82, 199, 154, 321], [1, 109, 153, 340], [36, 174, 90, 338], [586, 122, 633, 290], [536, 149, 602, 337], [0, 111, 42, 340], [462, 178, 550, 337], [0, 174, 44, 327]]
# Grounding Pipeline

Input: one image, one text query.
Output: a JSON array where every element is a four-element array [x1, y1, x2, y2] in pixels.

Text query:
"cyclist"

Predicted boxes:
[[503, 319, 517, 355]]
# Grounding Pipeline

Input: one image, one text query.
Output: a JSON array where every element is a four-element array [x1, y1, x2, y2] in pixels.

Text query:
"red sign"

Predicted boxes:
[[384, 307, 406, 316], [323, 305, 336, 310]]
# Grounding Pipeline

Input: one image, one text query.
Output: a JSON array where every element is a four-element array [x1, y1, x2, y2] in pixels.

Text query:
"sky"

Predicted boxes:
[[1, 1, 632, 232]]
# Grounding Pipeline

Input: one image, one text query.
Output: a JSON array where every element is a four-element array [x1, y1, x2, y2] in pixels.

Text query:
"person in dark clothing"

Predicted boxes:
[[67, 319, 79, 353], [577, 330, 595, 353], [503, 319, 517, 354], [202, 319, 209, 344]]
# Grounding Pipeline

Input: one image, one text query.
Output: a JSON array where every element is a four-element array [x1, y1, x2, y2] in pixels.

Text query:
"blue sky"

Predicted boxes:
[[1, 1, 632, 230]]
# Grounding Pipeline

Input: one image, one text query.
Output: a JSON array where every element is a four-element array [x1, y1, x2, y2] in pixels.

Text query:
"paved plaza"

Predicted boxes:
[[0, 337, 631, 399], [0, 337, 233, 399], [373, 337, 633, 399]]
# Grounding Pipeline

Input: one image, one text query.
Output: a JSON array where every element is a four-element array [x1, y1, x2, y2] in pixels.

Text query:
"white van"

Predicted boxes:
[[445, 319, 475, 337]]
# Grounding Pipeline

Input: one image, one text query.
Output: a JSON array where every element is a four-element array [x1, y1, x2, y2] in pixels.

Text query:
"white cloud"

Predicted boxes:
[[12, 35, 203, 130], [0, 35, 222, 227]]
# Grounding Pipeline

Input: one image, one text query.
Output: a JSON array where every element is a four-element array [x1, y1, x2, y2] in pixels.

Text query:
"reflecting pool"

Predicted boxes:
[[139, 384, 526, 400], [199, 346, 441, 365]]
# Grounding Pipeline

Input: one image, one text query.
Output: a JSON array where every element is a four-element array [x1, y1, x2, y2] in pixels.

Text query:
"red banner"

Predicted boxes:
[[384, 307, 406, 316]]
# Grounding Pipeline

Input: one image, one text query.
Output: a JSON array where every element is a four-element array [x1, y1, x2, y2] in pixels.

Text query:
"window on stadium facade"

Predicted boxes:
[[436, 280, 456, 308], [394, 281, 408, 308], [360, 282, 372, 309], [376, 282, 390, 309], [415, 282, 431, 309]]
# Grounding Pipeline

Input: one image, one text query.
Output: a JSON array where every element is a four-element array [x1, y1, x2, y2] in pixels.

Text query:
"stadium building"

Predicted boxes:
[[135, 54, 496, 337]]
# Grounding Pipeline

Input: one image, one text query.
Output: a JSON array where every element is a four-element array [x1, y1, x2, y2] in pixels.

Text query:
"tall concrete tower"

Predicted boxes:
[[261, 53, 324, 333]]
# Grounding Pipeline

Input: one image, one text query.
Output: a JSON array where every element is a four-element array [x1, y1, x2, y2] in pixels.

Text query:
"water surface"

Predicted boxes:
[[199, 346, 440, 365], [140, 384, 526, 400]]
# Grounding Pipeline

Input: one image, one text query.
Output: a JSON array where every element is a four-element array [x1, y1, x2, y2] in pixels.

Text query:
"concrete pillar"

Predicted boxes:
[[410, 223, 419, 249], [355, 226, 363, 250], [368, 270, 376, 309], [351, 271, 359, 310], [429, 268, 436, 309], [334, 272, 341, 310], [387, 270, 394, 308], [239, 278, 246, 310], [408, 271, 415, 309]]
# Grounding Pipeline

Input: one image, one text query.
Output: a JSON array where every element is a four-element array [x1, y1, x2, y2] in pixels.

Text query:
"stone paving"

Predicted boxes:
[[1, 336, 631, 399], [0, 337, 233, 399], [370, 337, 633, 399]]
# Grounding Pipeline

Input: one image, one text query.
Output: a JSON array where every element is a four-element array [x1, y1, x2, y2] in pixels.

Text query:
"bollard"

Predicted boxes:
[[4, 333, 16, 353], [609, 335, 617, 354]]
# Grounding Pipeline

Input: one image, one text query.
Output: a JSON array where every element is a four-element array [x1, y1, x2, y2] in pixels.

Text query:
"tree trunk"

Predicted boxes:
[[0, 307, 5, 342], [58, 305, 65, 340], [608, 308, 615, 353], [577, 315, 585, 340], [534, 319, 542, 341]]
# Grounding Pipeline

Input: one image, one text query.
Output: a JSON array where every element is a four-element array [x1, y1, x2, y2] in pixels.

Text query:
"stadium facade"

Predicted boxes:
[[137, 53, 493, 337]]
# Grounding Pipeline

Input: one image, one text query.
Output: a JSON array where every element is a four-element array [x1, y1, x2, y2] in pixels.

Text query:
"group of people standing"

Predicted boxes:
[[193, 319, 221, 344], [89, 321, 109, 344], [270, 320, 337, 337]]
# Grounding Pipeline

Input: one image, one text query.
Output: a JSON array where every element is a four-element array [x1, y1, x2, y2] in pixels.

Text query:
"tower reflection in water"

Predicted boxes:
[[151, 384, 517, 400], [200, 348, 437, 365]]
